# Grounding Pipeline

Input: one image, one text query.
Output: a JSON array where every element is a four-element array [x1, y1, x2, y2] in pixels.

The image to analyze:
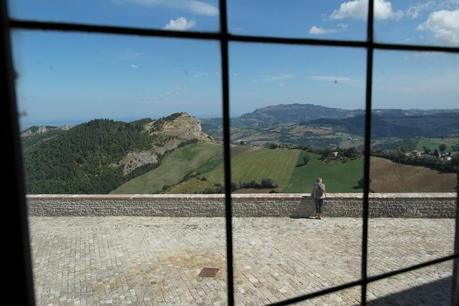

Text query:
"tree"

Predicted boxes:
[[439, 144, 447, 153], [423, 146, 431, 154], [343, 147, 360, 159], [296, 154, 310, 167], [320, 149, 331, 160], [261, 178, 277, 188]]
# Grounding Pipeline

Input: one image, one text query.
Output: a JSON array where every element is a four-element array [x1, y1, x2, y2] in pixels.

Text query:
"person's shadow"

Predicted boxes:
[[289, 196, 316, 219]]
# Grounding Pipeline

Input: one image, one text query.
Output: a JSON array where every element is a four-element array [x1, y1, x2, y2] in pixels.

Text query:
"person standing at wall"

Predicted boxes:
[[311, 177, 326, 219]]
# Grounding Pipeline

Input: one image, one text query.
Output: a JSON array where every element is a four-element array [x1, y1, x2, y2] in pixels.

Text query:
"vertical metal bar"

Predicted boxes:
[[362, 0, 375, 305], [219, 0, 235, 305], [0, 0, 35, 304]]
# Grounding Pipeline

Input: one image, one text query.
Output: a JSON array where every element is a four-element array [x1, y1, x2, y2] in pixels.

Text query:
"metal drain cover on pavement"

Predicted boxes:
[[199, 267, 219, 277]]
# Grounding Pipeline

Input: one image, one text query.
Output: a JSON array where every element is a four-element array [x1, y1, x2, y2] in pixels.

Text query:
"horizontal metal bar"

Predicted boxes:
[[9, 19, 459, 53], [8, 19, 365, 48], [374, 42, 459, 53], [228, 33, 366, 48], [268, 279, 363, 306], [9, 19, 221, 40], [268, 253, 458, 305], [367, 253, 459, 284]]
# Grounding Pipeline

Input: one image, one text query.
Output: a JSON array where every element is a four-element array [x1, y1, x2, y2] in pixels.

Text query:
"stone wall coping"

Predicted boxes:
[[27, 193, 456, 200]]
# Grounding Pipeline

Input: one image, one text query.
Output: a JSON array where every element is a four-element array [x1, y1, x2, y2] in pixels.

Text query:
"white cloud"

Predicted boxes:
[[405, 1, 459, 19], [187, 1, 219, 16], [417, 9, 459, 43], [125, 0, 218, 16], [309, 24, 348, 35], [308, 75, 353, 83], [331, 0, 403, 20], [265, 74, 295, 82], [163, 17, 196, 30], [130, 64, 139, 69], [405, 1, 434, 19], [309, 26, 336, 34]]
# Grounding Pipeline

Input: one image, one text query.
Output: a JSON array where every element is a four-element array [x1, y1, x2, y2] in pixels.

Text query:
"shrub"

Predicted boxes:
[[296, 154, 310, 167], [261, 178, 277, 188]]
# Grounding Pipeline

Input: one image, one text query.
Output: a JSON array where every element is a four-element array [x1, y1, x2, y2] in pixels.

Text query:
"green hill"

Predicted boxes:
[[284, 152, 363, 193], [167, 148, 363, 193], [205, 148, 299, 187], [22, 119, 155, 194], [111, 142, 222, 194], [22, 112, 213, 194]]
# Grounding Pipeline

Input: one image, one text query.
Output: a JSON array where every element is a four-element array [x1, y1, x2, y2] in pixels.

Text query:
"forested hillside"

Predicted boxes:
[[23, 119, 155, 193]]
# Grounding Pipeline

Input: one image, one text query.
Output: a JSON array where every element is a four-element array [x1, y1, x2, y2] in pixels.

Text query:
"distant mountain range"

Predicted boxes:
[[202, 103, 459, 139], [238, 103, 362, 126], [24, 104, 459, 147], [308, 112, 459, 138]]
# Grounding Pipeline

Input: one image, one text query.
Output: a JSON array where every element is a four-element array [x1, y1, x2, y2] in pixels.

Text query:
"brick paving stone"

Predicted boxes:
[[29, 217, 454, 305]]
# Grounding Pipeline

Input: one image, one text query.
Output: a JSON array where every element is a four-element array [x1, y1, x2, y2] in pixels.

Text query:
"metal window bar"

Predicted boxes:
[[360, 0, 374, 304], [1, 0, 35, 305], [218, 1, 235, 305], [1, 0, 459, 305]]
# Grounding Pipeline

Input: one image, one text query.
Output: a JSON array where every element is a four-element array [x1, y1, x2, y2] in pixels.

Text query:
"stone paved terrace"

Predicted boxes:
[[29, 217, 456, 305]]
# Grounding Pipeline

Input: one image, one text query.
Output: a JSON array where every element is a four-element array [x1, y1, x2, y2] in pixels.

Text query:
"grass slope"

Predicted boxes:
[[160, 145, 257, 194], [111, 142, 221, 194], [169, 148, 363, 193], [118, 144, 452, 194], [284, 153, 363, 193], [370, 157, 457, 192], [167, 177, 216, 193], [206, 148, 300, 188], [415, 137, 459, 151]]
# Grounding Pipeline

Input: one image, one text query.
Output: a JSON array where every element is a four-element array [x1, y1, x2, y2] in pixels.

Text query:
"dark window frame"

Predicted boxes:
[[1, 0, 459, 305]]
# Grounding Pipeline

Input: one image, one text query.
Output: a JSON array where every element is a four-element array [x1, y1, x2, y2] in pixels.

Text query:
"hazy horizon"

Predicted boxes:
[[20, 102, 459, 131]]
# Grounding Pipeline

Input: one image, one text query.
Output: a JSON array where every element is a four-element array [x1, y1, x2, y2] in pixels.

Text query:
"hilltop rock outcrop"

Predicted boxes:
[[117, 112, 212, 175], [21, 125, 70, 137], [145, 112, 212, 141]]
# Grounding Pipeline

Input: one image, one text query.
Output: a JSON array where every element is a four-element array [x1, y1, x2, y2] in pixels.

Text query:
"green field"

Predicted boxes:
[[168, 147, 300, 193], [284, 153, 363, 193], [166, 176, 217, 193], [114, 143, 365, 194], [415, 137, 459, 152], [111, 142, 221, 194], [169, 148, 363, 193], [205, 148, 300, 187]]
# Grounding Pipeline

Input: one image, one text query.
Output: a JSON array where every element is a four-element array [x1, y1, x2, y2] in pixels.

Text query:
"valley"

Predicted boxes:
[[21, 103, 459, 194]]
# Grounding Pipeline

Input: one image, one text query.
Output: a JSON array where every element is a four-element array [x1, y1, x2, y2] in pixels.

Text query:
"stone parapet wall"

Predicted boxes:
[[27, 193, 457, 218]]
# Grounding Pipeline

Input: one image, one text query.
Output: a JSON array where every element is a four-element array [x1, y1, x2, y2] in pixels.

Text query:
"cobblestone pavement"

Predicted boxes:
[[29, 217, 455, 306]]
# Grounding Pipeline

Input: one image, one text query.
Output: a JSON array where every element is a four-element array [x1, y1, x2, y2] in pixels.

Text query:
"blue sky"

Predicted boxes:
[[8, 0, 459, 127]]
